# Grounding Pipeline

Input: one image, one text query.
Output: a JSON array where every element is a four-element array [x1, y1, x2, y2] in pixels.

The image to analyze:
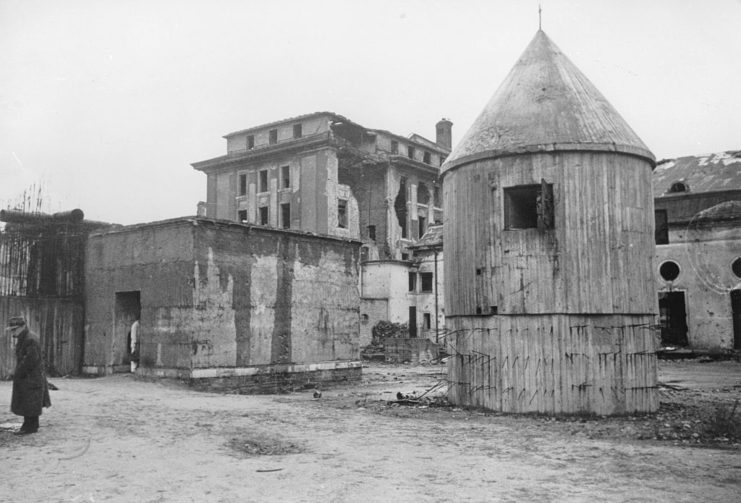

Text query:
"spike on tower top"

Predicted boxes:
[[539, 4, 542, 31]]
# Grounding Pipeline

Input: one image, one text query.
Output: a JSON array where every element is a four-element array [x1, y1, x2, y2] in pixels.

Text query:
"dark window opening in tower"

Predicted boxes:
[[655, 209, 669, 244], [504, 181, 554, 230], [367, 225, 376, 241], [394, 177, 408, 238]]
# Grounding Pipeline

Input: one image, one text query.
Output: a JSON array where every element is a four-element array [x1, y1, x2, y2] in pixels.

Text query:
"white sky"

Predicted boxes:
[[1, 0, 740, 225]]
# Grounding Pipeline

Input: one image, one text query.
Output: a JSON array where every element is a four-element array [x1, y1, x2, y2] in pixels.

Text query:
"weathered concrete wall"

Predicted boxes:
[[359, 298, 388, 347], [84, 221, 196, 374], [656, 224, 741, 350], [411, 251, 445, 344], [84, 218, 361, 383]]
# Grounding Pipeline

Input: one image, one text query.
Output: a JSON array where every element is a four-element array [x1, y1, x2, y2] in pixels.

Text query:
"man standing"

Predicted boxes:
[[129, 318, 140, 372], [6, 316, 51, 435]]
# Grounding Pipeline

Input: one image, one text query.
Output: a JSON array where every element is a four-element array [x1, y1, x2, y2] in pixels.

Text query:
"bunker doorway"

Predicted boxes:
[[658, 291, 688, 347], [731, 290, 741, 350], [115, 291, 141, 373]]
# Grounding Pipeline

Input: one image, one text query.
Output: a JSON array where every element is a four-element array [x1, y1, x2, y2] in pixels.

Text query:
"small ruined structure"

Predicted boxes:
[[83, 217, 361, 392], [653, 151, 741, 351], [0, 208, 109, 378], [442, 30, 658, 415]]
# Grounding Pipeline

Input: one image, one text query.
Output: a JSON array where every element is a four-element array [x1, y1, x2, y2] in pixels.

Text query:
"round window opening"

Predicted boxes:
[[732, 257, 741, 279], [659, 261, 680, 281]]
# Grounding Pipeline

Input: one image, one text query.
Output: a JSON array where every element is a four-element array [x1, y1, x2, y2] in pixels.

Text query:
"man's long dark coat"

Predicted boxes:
[[11, 328, 51, 417]]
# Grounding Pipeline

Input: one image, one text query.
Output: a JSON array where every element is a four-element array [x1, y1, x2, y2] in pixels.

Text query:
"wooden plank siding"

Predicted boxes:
[[442, 151, 657, 414], [443, 152, 656, 316], [446, 314, 658, 415], [0, 296, 84, 378]]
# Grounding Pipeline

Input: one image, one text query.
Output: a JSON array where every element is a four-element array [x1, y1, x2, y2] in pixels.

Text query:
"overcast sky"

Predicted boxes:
[[1, 0, 740, 225]]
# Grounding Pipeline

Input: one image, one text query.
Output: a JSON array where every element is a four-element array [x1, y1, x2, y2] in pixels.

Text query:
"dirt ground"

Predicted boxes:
[[1, 359, 740, 503]]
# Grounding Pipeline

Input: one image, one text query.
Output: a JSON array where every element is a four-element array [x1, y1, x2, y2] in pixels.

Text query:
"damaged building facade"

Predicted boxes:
[[192, 112, 451, 348], [443, 30, 658, 415], [82, 218, 361, 391], [653, 151, 741, 351]]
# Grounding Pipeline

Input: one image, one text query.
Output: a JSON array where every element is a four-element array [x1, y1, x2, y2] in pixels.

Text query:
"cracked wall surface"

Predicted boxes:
[[84, 219, 360, 375]]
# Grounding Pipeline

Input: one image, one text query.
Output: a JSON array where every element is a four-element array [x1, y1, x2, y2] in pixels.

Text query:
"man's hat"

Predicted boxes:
[[5, 316, 26, 331]]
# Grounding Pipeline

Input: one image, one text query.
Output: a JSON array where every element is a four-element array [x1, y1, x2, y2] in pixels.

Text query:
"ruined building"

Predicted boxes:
[[653, 151, 741, 351], [192, 112, 452, 347], [443, 30, 658, 415]]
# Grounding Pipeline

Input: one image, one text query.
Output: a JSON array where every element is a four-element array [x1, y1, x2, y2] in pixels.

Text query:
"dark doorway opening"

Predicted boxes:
[[658, 291, 688, 347], [731, 290, 741, 350], [408, 306, 417, 338], [115, 291, 141, 372]]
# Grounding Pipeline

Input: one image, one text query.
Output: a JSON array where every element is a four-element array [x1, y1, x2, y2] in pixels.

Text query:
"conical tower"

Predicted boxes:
[[442, 30, 658, 415]]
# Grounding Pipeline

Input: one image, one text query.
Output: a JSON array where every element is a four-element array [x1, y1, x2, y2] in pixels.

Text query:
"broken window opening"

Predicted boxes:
[[420, 272, 433, 292], [281, 165, 290, 189], [655, 209, 669, 245], [259, 206, 269, 225], [433, 185, 441, 207], [423, 313, 431, 330], [269, 129, 278, 145], [337, 199, 348, 229], [293, 124, 302, 139], [238, 174, 247, 196], [408, 272, 417, 292], [367, 225, 376, 242], [418, 216, 426, 238], [503, 181, 554, 230], [417, 183, 430, 205], [407, 146, 415, 160], [280, 203, 291, 229], [247, 135, 255, 150], [237, 210, 247, 223], [394, 177, 408, 238], [259, 170, 268, 193], [391, 140, 399, 155], [423, 151, 431, 164]]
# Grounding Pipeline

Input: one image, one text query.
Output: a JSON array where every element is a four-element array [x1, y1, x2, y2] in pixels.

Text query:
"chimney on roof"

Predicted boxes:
[[436, 118, 453, 150]]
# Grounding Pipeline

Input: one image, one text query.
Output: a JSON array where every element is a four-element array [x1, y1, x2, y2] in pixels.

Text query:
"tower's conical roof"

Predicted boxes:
[[442, 30, 654, 174]]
